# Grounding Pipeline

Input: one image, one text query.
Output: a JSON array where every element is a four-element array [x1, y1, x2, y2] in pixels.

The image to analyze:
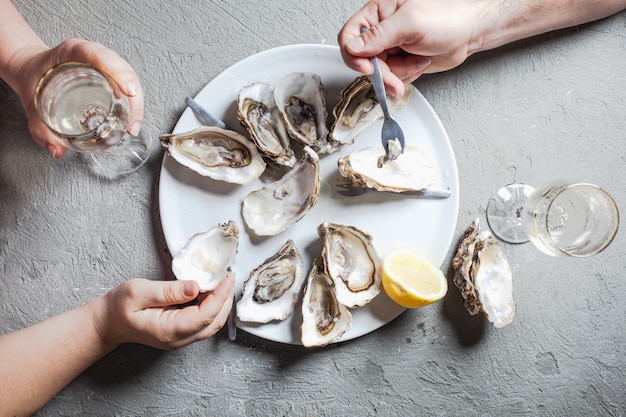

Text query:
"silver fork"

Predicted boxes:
[[361, 27, 405, 165], [336, 180, 451, 199]]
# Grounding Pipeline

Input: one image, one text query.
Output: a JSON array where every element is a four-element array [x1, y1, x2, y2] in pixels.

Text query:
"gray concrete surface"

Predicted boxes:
[[1, 0, 625, 416]]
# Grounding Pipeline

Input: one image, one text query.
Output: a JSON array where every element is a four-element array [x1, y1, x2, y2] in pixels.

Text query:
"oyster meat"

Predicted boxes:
[[338, 145, 438, 192], [274, 72, 330, 153], [242, 146, 321, 236], [160, 126, 266, 184], [301, 256, 352, 347], [452, 218, 515, 328], [237, 82, 297, 167], [318, 222, 382, 308], [237, 239, 305, 323], [171, 220, 239, 292], [329, 75, 412, 149]]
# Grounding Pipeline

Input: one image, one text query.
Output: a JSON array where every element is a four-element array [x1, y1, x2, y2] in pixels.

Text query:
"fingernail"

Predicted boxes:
[[126, 81, 138, 97], [183, 281, 196, 297], [128, 120, 142, 136], [347, 36, 365, 51], [47, 144, 58, 159]]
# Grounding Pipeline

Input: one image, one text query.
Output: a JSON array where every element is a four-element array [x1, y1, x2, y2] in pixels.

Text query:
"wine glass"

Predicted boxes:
[[486, 181, 619, 257], [34, 62, 149, 176]]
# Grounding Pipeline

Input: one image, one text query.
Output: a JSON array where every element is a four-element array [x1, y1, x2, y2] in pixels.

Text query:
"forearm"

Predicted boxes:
[[473, 0, 626, 54], [0, 0, 48, 92], [0, 298, 118, 416]]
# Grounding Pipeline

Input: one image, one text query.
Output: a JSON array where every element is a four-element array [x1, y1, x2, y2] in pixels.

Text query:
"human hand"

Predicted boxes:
[[8, 38, 144, 159], [92, 276, 234, 351], [338, 0, 480, 96]]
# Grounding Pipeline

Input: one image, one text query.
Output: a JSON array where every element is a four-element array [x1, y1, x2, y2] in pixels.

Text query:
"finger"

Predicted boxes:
[[187, 284, 234, 341], [196, 274, 235, 331], [167, 274, 234, 337], [338, 1, 386, 74], [345, 2, 421, 58], [27, 116, 67, 159], [375, 59, 407, 97], [337, 0, 382, 45], [385, 54, 432, 94], [165, 293, 234, 349]]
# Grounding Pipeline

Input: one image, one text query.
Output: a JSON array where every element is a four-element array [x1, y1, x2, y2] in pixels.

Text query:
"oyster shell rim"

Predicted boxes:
[[160, 125, 267, 185]]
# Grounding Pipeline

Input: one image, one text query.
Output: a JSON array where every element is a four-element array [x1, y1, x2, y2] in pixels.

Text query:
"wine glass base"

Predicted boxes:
[[89, 133, 150, 177], [486, 183, 535, 244]]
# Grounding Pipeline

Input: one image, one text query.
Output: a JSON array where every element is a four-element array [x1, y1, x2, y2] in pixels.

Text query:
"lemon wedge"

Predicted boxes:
[[381, 248, 448, 308]]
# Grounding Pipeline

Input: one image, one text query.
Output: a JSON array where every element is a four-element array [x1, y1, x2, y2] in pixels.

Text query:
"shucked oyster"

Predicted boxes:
[[318, 222, 382, 308], [301, 256, 352, 347], [160, 126, 266, 185], [237, 82, 297, 167], [329, 75, 412, 149], [338, 145, 438, 193], [242, 146, 321, 236], [452, 218, 515, 328], [237, 239, 305, 323], [274, 72, 330, 154], [171, 220, 239, 292]]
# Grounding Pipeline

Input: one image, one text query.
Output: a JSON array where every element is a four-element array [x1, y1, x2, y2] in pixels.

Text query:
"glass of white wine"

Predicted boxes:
[[34, 62, 149, 175], [486, 181, 619, 257]]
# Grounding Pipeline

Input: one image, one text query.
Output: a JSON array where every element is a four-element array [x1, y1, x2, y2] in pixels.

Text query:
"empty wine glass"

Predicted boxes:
[[486, 181, 619, 257], [34, 62, 149, 176]]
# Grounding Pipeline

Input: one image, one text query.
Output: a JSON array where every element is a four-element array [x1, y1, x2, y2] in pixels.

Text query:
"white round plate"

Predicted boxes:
[[159, 44, 459, 345]]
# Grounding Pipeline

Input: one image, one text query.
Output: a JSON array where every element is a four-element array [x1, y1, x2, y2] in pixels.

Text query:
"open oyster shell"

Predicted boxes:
[[242, 146, 321, 236], [237, 82, 297, 167], [160, 126, 266, 185], [237, 239, 305, 323], [452, 218, 515, 328], [301, 256, 352, 347], [274, 72, 330, 154], [338, 145, 437, 192], [318, 222, 382, 308], [171, 220, 239, 292], [329, 75, 412, 149]]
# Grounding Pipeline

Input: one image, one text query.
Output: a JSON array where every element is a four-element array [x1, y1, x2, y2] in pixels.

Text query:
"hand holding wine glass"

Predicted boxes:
[[35, 61, 149, 175], [487, 181, 619, 257], [1, 37, 144, 162]]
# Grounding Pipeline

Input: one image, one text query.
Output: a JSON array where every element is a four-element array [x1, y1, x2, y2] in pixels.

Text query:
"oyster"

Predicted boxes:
[[237, 82, 297, 167], [301, 256, 352, 347], [171, 220, 239, 292], [338, 145, 438, 192], [242, 146, 321, 236], [329, 75, 412, 149], [274, 72, 330, 153], [237, 239, 305, 323], [318, 222, 381, 308], [452, 218, 515, 328], [160, 126, 266, 184]]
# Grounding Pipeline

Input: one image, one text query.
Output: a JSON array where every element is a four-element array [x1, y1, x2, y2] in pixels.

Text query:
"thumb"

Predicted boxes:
[[346, 15, 414, 57], [139, 280, 200, 308]]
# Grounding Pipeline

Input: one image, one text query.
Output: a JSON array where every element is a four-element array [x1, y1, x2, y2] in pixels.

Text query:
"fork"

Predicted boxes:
[[336, 180, 451, 199], [360, 27, 406, 164]]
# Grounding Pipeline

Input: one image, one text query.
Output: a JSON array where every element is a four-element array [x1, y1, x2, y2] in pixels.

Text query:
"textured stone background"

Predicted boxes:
[[1, 1, 625, 416]]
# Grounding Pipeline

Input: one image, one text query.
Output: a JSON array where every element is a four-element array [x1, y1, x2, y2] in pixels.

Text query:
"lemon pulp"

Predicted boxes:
[[381, 248, 447, 308]]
